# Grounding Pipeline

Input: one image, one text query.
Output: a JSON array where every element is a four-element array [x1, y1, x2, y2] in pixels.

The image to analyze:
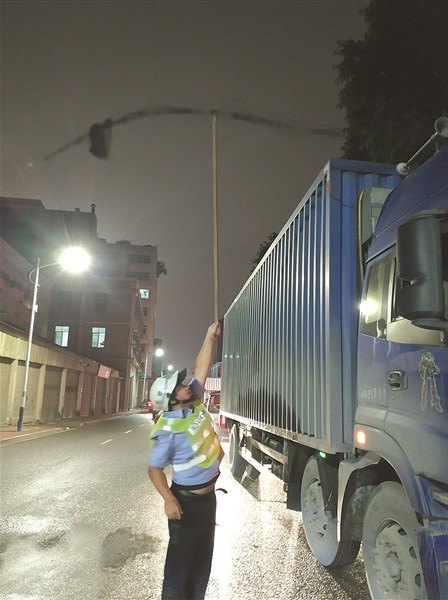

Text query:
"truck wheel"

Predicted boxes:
[[362, 482, 427, 600], [301, 456, 360, 567], [229, 424, 247, 479]]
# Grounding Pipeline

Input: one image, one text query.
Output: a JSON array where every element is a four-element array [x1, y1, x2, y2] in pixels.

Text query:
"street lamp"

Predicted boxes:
[[17, 247, 91, 431], [161, 363, 174, 377], [140, 347, 164, 406]]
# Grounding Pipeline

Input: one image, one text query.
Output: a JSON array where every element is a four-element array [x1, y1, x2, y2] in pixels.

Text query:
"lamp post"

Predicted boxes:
[[140, 347, 164, 405], [17, 247, 91, 431]]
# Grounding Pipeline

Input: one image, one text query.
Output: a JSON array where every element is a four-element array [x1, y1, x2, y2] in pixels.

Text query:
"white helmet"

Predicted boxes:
[[149, 369, 186, 411]]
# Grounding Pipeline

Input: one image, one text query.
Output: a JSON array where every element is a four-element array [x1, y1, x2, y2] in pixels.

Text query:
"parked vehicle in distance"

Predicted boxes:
[[205, 363, 227, 430], [205, 392, 221, 428], [138, 399, 155, 417]]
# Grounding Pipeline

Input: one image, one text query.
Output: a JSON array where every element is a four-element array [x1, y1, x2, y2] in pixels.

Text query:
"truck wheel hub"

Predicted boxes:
[[304, 480, 328, 538], [373, 522, 421, 596]]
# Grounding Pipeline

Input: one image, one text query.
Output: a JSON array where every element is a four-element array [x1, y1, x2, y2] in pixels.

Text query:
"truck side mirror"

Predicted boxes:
[[396, 213, 446, 331]]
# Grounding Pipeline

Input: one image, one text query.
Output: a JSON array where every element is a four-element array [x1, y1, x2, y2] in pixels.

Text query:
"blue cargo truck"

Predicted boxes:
[[221, 120, 448, 599]]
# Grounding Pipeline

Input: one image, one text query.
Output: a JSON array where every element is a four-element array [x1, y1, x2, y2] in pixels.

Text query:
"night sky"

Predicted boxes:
[[1, 0, 368, 372]]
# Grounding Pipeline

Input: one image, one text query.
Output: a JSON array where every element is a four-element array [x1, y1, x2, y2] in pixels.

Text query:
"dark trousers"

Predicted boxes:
[[162, 487, 217, 600]]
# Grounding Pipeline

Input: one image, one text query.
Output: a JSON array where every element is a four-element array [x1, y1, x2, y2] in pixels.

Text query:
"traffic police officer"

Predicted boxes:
[[147, 322, 223, 600]]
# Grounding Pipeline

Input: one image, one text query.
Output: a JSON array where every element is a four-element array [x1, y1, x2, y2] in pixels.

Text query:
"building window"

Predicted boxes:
[[92, 327, 106, 348], [95, 292, 108, 312], [127, 271, 150, 280], [140, 289, 150, 299], [54, 325, 69, 347], [143, 307, 148, 316], [129, 254, 150, 264]]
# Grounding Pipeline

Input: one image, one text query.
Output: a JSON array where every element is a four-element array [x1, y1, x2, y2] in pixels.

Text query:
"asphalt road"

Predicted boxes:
[[0, 414, 371, 600]]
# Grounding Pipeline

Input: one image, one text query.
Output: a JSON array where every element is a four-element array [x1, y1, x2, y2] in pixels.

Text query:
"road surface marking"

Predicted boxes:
[[124, 430, 133, 434], [100, 439, 113, 445], [139, 424, 146, 427]]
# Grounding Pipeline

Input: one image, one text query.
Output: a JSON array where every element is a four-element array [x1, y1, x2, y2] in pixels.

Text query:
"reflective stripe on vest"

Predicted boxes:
[[150, 403, 220, 469]]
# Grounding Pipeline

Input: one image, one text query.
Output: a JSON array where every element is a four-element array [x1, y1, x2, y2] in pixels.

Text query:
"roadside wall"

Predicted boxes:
[[0, 327, 121, 426]]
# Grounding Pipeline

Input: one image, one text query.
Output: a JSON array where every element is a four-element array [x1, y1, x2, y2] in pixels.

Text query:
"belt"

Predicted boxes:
[[172, 487, 215, 500], [172, 484, 228, 498]]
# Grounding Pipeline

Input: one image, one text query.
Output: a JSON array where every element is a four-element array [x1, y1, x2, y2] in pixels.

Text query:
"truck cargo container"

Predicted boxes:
[[221, 120, 448, 599]]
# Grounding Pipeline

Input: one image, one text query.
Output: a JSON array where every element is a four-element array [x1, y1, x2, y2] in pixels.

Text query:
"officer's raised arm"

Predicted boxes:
[[193, 321, 221, 387]]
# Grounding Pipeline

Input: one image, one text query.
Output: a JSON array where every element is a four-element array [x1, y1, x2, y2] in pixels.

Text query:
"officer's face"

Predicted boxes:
[[173, 384, 193, 402]]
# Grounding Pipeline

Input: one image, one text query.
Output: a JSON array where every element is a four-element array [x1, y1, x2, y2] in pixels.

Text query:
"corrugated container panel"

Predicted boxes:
[[222, 158, 400, 453]]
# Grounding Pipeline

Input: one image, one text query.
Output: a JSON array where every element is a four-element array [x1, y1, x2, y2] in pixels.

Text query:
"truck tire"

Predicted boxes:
[[229, 424, 247, 479], [301, 456, 360, 567], [362, 481, 427, 600]]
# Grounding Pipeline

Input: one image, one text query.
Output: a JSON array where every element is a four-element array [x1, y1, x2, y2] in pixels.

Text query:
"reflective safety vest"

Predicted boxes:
[[150, 403, 221, 471]]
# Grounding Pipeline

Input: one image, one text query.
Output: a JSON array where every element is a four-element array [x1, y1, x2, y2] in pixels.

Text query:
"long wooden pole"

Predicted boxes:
[[212, 114, 219, 322]]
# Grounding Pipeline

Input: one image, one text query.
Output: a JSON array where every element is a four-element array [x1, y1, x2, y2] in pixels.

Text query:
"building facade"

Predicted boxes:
[[47, 273, 149, 410], [0, 197, 159, 420], [0, 321, 121, 426], [0, 238, 50, 337], [95, 241, 158, 369], [93, 241, 158, 404]]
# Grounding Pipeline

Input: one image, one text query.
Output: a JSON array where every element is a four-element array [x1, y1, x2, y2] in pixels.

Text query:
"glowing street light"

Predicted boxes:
[[17, 247, 91, 431], [160, 362, 174, 377], [58, 247, 91, 273]]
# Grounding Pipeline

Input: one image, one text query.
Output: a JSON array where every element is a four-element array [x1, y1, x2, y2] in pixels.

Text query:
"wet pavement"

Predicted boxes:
[[0, 413, 370, 600]]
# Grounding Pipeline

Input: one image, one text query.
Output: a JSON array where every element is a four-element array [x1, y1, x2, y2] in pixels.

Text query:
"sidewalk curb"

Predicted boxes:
[[0, 412, 139, 446], [0, 427, 68, 446]]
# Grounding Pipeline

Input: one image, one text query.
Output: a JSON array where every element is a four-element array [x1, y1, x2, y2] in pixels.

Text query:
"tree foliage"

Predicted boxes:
[[335, 0, 448, 164], [157, 260, 167, 277], [251, 232, 277, 272]]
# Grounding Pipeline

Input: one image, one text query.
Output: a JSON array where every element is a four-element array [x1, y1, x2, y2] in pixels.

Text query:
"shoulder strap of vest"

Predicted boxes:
[[150, 403, 206, 437], [150, 415, 168, 437]]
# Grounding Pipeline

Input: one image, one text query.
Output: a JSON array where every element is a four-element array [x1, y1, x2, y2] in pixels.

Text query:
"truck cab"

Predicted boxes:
[[220, 124, 447, 599], [355, 146, 448, 599]]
